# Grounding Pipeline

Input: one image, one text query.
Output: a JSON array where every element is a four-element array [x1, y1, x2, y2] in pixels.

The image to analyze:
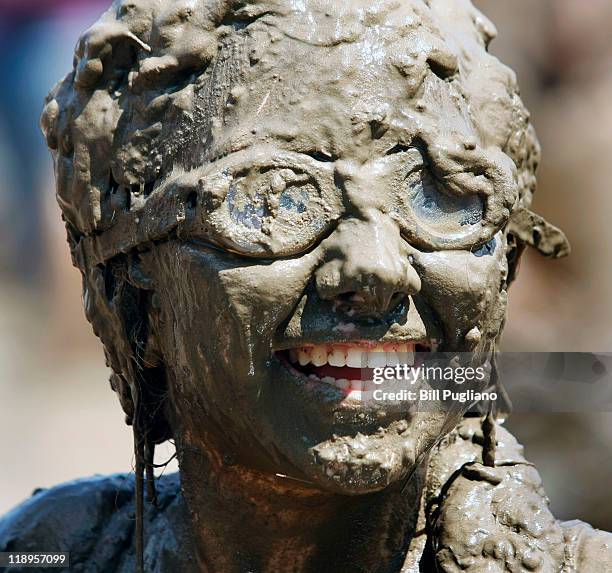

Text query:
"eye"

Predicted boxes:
[[226, 182, 267, 230], [225, 169, 311, 231], [391, 167, 488, 249], [278, 187, 309, 214], [408, 171, 483, 230], [202, 161, 338, 257]]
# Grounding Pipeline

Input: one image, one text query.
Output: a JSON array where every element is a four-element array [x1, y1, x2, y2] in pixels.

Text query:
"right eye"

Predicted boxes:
[[200, 161, 339, 257], [226, 179, 267, 230], [225, 169, 311, 230]]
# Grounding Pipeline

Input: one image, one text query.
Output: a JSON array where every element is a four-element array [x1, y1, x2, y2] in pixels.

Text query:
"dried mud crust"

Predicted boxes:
[[416, 418, 612, 572], [0, 474, 198, 573]]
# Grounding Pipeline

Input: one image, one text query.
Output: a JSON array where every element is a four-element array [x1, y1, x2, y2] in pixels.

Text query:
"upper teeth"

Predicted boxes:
[[288, 342, 418, 368]]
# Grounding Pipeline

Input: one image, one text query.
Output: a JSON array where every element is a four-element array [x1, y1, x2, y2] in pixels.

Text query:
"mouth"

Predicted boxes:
[[275, 340, 434, 400]]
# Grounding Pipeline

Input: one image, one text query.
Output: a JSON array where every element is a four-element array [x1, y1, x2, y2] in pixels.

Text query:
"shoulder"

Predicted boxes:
[[562, 520, 612, 571], [422, 418, 612, 572], [0, 473, 195, 572], [403, 417, 527, 571], [0, 474, 136, 556], [424, 416, 526, 500]]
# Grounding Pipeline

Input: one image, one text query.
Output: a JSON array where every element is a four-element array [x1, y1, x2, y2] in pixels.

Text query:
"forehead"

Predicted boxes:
[[206, 0, 514, 162]]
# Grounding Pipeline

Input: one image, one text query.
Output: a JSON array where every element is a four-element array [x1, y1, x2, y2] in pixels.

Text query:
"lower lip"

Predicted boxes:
[[278, 356, 364, 400]]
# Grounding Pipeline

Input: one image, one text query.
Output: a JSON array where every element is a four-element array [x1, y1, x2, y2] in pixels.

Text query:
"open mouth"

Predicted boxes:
[[275, 341, 434, 399]]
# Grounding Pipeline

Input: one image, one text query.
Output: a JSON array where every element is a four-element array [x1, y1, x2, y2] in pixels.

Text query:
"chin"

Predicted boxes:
[[301, 418, 422, 495]]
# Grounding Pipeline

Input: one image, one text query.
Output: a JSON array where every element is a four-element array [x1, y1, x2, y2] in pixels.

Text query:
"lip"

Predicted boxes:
[[272, 328, 435, 351], [274, 338, 438, 402]]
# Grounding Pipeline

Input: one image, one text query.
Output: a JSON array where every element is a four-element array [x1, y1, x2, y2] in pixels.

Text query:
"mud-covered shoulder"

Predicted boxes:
[[421, 418, 612, 572], [0, 474, 136, 570], [424, 416, 526, 501], [0, 473, 195, 573], [562, 520, 612, 571]]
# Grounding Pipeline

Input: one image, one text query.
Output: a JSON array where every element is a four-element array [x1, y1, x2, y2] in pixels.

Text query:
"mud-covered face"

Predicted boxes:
[[140, 20, 513, 494]]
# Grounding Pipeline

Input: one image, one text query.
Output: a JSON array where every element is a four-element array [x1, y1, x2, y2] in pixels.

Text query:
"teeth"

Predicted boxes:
[[346, 348, 363, 368], [397, 343, 414, 365], [311, 346, 327, 367], [335, 379, 350, 391], [298, 349, 311, 366], [351, 380, 363, 391], [287, 341, 428, 369], [386, 346, 400, 366], [405, 348, 415, 365], [328, 348, 346, 367], [367, 349, 387, 368]]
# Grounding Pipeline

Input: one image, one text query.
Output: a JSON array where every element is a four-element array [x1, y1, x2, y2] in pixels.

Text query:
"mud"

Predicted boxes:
[[25, 0, 612, 571]]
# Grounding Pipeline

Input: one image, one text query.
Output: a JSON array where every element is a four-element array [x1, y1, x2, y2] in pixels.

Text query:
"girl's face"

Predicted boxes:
[[141, 21, 513, 493]]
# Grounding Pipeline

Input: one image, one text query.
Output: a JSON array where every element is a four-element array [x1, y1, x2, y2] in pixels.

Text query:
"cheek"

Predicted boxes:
[[147, 243, 321, 406], [414, 240, 508, 349]]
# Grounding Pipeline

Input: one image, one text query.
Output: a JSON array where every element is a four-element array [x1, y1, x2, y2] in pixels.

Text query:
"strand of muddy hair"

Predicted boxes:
[[133, 423, 145, 573], [481, 353, 499, 467], [145, 439, 158, 506], [481, 409, 496, 467]]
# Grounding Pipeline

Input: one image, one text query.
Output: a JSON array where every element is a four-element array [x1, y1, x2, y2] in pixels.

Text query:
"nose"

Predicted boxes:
[[315, 211, 421, 317]]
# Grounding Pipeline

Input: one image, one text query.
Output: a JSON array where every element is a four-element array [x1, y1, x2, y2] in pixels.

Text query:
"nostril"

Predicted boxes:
[[332, 291, 366, 315], [333, 289, 407, 317], [337, 291, 362, 303], [389, 291, 407, 308], [338, 291, 356, 301]]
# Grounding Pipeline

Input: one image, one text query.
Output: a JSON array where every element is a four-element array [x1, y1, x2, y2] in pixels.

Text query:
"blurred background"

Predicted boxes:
[[0, 0, 611, 530]]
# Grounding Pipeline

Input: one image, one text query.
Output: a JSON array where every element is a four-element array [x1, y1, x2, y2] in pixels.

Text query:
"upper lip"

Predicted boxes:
[[273, 293, 442, 351], [272, 329, 441, 352], [274, 338, 434, 352]]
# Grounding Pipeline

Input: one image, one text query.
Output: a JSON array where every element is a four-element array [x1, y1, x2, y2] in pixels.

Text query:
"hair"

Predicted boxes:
[[40, 1, 568, 569]]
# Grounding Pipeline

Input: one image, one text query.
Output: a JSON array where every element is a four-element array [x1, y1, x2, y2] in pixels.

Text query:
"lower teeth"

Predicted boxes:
[[305, 373, 372, 395]]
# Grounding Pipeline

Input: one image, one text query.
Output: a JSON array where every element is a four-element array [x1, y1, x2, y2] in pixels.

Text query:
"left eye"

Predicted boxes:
[[278, 187, 309, 214], [391, 168, 487, 249], [226, 183, 267, 229], [408, 171, 483, 230]]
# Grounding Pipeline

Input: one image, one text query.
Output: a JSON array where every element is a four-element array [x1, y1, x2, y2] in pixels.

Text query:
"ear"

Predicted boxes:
[[504, 229, 528, 287], [505, 206, 571, 286], [507, 206, 571, 259]]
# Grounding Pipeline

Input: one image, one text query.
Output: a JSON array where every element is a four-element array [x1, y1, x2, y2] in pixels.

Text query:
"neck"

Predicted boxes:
[[176, 440, 425, 573]]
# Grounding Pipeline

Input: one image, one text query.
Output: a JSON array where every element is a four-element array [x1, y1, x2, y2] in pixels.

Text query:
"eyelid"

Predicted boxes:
[[205, 146, 336, 172], [399, 149, 484, 199], [301, 150, 335, 163], [407, 163, 484, 202], [385, 148, 426, 180]]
